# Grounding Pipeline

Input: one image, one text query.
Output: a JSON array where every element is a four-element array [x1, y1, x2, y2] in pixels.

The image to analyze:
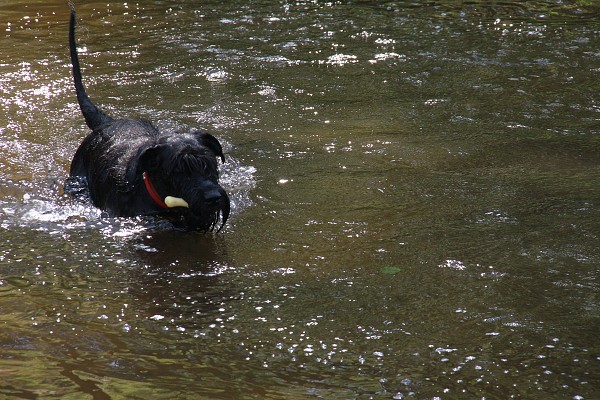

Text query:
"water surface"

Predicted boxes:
[[1, 1, 599, 399]]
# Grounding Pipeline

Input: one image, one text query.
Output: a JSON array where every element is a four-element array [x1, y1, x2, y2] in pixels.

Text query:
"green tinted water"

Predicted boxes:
[[1, 1, 599, 398]]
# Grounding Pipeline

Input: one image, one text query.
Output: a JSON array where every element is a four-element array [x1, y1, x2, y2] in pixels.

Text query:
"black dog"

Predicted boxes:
[[66, 7, 230, 231]]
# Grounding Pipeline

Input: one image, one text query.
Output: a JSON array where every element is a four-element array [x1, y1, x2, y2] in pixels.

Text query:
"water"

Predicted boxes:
[[1, 1, 600, 398]]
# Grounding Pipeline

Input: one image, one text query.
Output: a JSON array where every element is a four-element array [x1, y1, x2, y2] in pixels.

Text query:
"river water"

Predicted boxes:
[[1, 1, 599, 399]]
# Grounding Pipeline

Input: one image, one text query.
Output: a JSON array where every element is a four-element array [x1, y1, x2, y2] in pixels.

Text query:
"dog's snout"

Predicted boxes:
[[204, 189, 222, 203]]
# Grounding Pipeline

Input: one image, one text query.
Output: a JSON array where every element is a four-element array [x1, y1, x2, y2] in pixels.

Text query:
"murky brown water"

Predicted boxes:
[[1, 1, 599, 399]]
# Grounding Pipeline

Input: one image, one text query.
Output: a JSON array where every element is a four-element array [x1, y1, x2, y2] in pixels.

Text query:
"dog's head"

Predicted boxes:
[[136, 130, 230, 232]]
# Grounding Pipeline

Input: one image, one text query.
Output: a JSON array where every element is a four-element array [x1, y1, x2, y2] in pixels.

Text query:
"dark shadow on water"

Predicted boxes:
[[125, 230, 238, 330], [133, 229, 229, 268]]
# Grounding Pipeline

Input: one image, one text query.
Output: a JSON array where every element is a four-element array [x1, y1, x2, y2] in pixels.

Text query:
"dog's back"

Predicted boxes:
[[69, 119, 159, 178]]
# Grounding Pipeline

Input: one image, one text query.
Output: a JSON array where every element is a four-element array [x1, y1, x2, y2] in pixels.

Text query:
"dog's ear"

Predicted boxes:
[[193, 131, 225, 163], [134, 144, 167, 177]]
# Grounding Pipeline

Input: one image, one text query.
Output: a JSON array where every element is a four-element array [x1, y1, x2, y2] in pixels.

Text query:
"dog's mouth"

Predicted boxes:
[[165, 190, 230, 232], [190, 193, 230, 232]]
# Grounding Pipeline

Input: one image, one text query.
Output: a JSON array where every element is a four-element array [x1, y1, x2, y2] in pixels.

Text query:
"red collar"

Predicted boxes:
[[143, 172, 169, 209]]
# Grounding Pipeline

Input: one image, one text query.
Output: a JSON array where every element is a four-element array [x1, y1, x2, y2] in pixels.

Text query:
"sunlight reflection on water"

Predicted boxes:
[[0, 0, 599, 398]]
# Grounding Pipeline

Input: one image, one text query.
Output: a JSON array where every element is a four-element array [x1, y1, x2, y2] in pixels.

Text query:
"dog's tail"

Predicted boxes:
[[69, 3, 113, 131]]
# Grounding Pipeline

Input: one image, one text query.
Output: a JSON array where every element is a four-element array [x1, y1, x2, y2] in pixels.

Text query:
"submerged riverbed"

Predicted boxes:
[[1, 1, 599, 398]]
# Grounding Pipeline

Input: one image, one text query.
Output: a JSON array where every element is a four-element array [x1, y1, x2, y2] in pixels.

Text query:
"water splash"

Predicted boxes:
[[0, 152, 255, 237]]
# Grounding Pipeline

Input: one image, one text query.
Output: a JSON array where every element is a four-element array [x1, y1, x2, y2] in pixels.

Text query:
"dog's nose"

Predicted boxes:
[[204, 189, 222, 203]]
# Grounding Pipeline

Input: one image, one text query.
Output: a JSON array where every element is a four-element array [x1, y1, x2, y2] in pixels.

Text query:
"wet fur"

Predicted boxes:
[[66, 6, 230, 231]]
